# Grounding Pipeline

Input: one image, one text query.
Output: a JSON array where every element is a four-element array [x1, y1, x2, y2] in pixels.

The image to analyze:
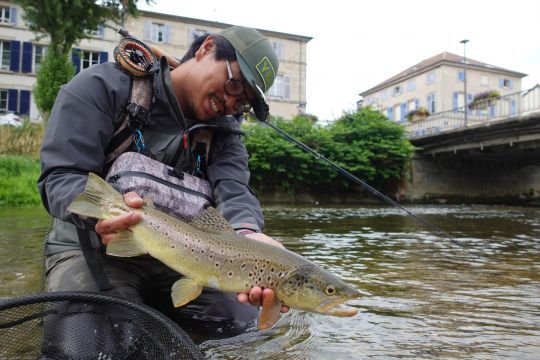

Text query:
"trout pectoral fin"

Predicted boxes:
[[106, 230, 146, 257], [171, 278, 203, 307], [258, 291, 282, 330]]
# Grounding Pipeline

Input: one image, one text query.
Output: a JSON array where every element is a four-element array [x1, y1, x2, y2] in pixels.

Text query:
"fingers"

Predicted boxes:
[[124, 191, 144, 208], [95, 212, 142, 245], [94, 192, 144, 246], [237, 287, 289, 313]]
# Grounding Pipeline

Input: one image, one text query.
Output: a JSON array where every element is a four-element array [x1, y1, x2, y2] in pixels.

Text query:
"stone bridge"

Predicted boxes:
[[400, 86, 540, 204]]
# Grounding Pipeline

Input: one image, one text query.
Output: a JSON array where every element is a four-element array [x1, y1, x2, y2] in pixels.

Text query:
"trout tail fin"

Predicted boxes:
[[67, 173, 124, 219]]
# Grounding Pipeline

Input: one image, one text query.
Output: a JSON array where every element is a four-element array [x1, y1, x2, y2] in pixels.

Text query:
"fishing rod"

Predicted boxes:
[[250, 113, 455, 242]]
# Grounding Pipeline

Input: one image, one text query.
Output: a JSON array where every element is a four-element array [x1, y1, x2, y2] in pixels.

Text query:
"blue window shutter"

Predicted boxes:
[[9, 7, 17, 25], [467, 93, 473, 105], [415, 98, 419, 109], [458, 71, 464, 81], [387, 107, 393, 120], [22, 42, 33, 73], [72, 48, 81, 74], [509, 79, 513, 89], [143, 21, 151, 41], [499, 78, 504, 88], [163, 24, 171, 43], [8, 89, 18, 112], [400, 103, 407, 121], [19, 90, 30, 115], [99, 51, 108, 64], [452, 92, 458, 111], [10, 41, 20, 72]]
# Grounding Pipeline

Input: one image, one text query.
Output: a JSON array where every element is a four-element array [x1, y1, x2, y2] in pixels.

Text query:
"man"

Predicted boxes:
[[38, 25, 287, 337]]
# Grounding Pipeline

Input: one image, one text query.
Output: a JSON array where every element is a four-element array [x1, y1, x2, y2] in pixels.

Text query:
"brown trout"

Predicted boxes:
[[68, 173, 360, 329]]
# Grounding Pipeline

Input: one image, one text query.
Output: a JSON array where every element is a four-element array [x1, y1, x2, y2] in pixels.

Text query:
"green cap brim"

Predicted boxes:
[[236, 51, 269, 121]]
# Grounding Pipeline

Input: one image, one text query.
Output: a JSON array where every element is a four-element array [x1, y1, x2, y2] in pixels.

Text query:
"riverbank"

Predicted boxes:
[[0, 156, 41, 207]]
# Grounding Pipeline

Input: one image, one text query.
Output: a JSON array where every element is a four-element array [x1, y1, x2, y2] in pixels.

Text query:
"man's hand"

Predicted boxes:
[[237, 233, 289, 314], [95, 192, 143, 245]]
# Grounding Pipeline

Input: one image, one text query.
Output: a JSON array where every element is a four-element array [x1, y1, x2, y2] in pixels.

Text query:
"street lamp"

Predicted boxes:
[[460, 39, 469, 127]]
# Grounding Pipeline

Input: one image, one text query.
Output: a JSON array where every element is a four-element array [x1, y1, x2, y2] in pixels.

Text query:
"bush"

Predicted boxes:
[[0, 156, 41, 207], [244, 109, 415, 195], [34, 52, 75, 118]]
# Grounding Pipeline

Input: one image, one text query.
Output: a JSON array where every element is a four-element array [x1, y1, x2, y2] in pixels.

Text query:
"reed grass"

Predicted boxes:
[[0, 119, 44, 159]]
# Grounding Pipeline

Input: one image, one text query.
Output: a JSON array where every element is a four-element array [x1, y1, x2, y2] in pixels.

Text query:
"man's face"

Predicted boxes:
[[181, 38, 256, 121]]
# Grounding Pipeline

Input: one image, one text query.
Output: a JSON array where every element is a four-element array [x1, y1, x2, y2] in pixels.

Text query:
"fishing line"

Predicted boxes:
[[250, 114, 459, 245]]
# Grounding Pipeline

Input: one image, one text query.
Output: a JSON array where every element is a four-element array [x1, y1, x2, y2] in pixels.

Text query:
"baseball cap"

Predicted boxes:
[[219, 26, 279, 121]]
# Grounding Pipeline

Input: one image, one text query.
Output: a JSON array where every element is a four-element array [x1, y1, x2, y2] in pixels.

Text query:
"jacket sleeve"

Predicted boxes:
[[206, 132, 264, 232], [37, 64, 129, 230]]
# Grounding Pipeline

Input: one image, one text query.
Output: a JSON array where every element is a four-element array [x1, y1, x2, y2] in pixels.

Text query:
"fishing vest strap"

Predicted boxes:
[[76, 228, 112, 291], [104, 76, 154, 167]]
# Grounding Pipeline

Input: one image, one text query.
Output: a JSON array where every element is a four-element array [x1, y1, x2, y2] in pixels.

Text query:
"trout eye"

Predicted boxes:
[[324, 285, 336, 296]]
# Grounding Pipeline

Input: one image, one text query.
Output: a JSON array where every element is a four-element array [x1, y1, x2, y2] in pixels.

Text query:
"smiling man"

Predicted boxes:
[[38, 26, 285, 339]]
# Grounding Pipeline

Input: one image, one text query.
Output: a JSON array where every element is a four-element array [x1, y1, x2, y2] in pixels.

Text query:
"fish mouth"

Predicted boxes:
[[317, 298, 358, 317]]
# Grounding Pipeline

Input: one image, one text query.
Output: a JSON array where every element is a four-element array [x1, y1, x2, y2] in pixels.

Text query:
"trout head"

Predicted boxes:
[[276, 264, 360, 317]]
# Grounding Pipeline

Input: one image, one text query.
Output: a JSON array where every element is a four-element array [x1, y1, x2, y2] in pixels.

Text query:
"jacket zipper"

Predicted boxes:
[[108, 171, 213, 203]]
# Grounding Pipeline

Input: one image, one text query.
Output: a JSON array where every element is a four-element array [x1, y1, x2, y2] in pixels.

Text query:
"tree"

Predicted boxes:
[[14, 0, 152, 116]]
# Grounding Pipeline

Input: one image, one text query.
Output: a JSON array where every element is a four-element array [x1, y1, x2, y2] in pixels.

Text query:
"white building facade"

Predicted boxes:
[[359, 52, 526, 122], [0, 1, 311, 121]]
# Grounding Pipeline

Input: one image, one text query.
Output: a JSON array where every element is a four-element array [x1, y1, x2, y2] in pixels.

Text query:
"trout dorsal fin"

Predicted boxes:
[[190, 207, 236, 234]]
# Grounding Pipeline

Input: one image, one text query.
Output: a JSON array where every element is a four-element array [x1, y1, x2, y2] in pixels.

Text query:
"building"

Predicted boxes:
[[0, 1, 311, 121], [359, 52, 527, 122]]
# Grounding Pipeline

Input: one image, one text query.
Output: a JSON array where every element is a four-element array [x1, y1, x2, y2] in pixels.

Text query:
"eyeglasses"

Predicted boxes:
[[225, 60, 252, 113]]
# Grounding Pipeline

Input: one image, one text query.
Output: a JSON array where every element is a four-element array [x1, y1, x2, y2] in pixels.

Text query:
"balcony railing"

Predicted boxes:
[[404, 86, 540, 139]]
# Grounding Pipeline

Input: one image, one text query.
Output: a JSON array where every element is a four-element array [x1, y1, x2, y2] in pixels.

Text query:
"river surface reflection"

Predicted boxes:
[[1, 205, 539, 359]]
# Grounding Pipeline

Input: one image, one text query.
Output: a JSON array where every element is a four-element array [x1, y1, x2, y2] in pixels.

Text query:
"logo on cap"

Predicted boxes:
[[255, 57, 276, 93]]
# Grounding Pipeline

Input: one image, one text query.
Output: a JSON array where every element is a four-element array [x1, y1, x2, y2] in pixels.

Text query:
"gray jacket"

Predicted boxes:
[[38, 59, 264, 255]]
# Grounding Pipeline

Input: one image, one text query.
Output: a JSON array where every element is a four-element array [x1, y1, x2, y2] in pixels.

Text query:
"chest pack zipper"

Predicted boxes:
[[108, 170, 213, 204]]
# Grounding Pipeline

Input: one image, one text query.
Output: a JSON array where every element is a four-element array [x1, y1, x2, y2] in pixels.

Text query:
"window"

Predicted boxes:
[[272, 41, 283, 59], [426, 72, 435, 84], [393, 85, 402, 96], [458, 71, 465, 81], [480, 76, 488, 86], [267, 74, 290, 99], [144, 21, 170, 43], [0, 6, 10, 23], [0, 89, 7, 110], [34, 45, 47, 72], [88, 25, 105, 38], [188, 28, 207, 45], [0, 41, 10, 70], [408, 99, 416, 112], [500, 78, 513, 89], [152, 23, 165, 42], [406, 79, 416, 91], [427, 93, 436, 113], [81, 50, 99, 69]]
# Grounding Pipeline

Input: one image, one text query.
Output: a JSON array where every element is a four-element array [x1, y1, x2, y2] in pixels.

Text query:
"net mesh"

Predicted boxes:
[[0, 291, 205, 360]]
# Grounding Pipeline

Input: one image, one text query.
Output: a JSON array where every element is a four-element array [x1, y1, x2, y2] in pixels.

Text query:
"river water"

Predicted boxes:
[[1, 205, 539, 359]]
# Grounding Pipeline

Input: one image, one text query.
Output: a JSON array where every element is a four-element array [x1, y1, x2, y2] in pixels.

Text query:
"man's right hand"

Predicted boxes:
[[95, 192, 144, 245]]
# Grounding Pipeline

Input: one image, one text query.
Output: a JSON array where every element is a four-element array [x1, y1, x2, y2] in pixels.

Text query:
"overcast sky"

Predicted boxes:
[[139, 0, 540, 122]]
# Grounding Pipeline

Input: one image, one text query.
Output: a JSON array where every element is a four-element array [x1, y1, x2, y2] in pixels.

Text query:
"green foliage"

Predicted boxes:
[[0, 156, 41, 207], [244, 109, 415, 195], [34, 53, 75, 116], [0, 119, 44, 159]]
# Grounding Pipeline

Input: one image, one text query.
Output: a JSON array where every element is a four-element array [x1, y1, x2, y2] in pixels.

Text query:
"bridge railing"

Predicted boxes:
[[404, 85, 540, 139]]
